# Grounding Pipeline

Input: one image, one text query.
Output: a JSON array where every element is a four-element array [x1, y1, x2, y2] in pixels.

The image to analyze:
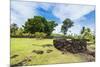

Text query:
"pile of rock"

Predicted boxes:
[[53, 38, 88, 53]]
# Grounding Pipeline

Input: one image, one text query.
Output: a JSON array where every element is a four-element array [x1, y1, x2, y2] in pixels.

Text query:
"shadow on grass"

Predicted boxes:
[[32, 44, 53, 48], [10, 54, 19, 59]]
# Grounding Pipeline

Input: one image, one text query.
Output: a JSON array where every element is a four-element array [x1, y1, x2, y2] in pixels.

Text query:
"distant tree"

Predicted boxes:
[[80, 26, 85, 34], [80, 27, 94, 42], [61, 18, 73, 35], [23, 16, 57, 36], [16, 28, 24, 36], [10, 23, 18, 36]]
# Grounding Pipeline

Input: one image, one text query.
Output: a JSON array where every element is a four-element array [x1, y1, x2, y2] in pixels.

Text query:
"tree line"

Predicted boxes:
[[10, 16, 95, 42]]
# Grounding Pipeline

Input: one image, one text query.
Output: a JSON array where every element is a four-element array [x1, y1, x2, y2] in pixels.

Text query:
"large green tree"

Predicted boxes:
[[61, 18, 73, 35], [10, 23, 18, 36], [23, 16, 57, 36], [44, 20, 58, 36]]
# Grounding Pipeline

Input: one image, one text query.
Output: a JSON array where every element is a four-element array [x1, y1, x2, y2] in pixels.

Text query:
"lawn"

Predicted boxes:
[[10, 38, 95, 66]]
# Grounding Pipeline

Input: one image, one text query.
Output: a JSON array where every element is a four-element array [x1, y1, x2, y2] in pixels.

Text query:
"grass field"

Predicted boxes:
[[10, 38, 95, 66]]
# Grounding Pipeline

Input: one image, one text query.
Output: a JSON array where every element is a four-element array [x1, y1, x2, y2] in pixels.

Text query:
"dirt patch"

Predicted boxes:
[[32, 50, 44, 54], [10, 54, 19, 59], [46, 49, 53, 53], [42, 44, 53, 48]]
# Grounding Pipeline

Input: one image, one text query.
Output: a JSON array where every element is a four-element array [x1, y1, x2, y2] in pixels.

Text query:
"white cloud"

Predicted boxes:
[[68, 23, 82, 35], [53, 24, 62, 34], [11, 1, 38, 17], [53, 22, 82, 35], [11, 1, 38, 26], [52, 4, 95, 34], [52, 4, 95, 21], [53, 16, 95, 35], [85, 23, 95, 33]]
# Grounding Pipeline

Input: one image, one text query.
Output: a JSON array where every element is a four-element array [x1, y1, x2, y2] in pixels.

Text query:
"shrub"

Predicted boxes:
[[34, 32, 46, 39]]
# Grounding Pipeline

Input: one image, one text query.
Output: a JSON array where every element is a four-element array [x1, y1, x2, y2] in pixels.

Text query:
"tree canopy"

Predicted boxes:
[[61, 18, 73, 35], [22, 16, 58, 36], [10, 23, 18, 36]]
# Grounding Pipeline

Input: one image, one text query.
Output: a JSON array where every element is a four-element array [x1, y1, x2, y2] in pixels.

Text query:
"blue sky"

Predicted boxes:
[[11, 1, 95, 34]]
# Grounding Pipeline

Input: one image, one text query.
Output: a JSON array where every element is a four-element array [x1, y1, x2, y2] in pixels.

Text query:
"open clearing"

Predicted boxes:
[[11, 38, 95, 66]]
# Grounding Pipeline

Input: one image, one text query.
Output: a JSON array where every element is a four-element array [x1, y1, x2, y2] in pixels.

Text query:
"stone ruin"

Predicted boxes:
[[53, 38, 88, 53]]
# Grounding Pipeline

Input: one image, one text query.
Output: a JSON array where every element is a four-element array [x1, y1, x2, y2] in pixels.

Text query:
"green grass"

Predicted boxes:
[[11, 38, 95, 66]]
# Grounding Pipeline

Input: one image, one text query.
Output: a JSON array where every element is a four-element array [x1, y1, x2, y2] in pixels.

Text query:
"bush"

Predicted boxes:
[[34, 32, 46, 39]]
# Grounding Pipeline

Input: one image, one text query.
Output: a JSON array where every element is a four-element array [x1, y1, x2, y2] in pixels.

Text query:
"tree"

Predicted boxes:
[[80, 27, 94, 42], [23, 16, 57, 36], [61, 18, 73, 35], [80, 26, 85, 34], [10, 23, 18, 36], [16, 28, 24, 36], [44, 20, 58, 36]]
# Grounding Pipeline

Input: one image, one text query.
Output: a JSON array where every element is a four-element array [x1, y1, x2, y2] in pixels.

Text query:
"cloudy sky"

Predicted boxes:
[[11, 1, 95, 35]]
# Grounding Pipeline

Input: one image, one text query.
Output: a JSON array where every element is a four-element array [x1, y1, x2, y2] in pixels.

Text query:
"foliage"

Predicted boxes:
[[22, 33, 34, 37], [34, 32, 46, 39], [22, 16, 57, 36], [44, 20, 58, 36], [16, 28, 24, 36], [61, 18, 73, 35], [80, 27, 94, 42], [10, 23, 18, 36]]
